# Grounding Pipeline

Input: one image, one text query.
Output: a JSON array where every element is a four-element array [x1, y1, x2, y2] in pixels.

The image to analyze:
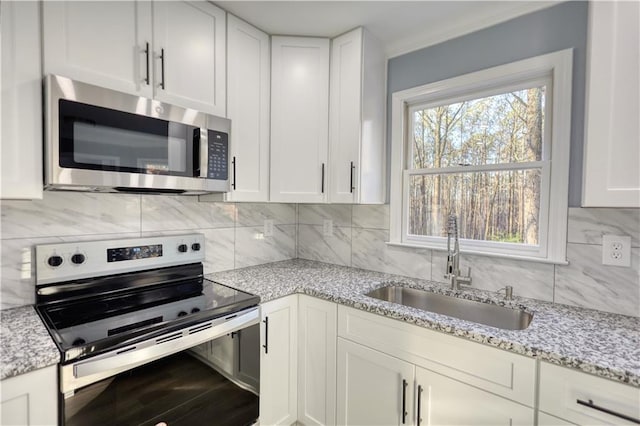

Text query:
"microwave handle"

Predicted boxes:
[[198, 128, 208, 178]]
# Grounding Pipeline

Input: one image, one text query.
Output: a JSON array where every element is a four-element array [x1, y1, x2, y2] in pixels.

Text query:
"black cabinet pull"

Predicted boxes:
[[143, 42, 150, 85], [232, 156, 236, 190], [262, 317, 269, 354], [321, 163, 325, 193], [401, 379, 408, 424], [577, 399, 640, 424], [159, 48, 166, 89], [417, 385, 423, 426], [350, 161, 355, 193]]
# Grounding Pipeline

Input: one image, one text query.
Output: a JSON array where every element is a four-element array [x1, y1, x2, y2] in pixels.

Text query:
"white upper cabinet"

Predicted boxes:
[[42, 1, 153, 98], [225, 15, 271, 202], [1, 0, 43, 200], [582, 0, 640, 207], [270, 36, 330, 203], [43, 1, 226, 116], [152, 1, 226, 116], [329, 28, 386, 204]]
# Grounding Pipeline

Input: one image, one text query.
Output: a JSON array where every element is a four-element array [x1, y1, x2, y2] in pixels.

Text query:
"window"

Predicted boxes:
[[389, 50, 573, 263]]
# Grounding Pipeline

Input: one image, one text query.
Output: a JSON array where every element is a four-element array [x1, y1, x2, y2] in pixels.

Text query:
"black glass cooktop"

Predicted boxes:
[[36, 265, 259, 364]]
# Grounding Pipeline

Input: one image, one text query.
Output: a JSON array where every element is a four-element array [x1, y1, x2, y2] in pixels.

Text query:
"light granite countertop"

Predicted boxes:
[[208, 259, 640, 387], [2, 259, 638, 387], [0, 306, 59, 380]]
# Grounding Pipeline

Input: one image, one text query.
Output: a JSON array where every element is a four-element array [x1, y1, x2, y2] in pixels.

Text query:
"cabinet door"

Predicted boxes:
[[0, 366, 58, 426], [270, 36, 330, 203], [329, 28, 362, 204], [537, 412, 576, 426], [337, 338, 414, 426], [42, 0, 152, 97], [298, 296, 337, 426], [582, 0, 640, 207], [260, 296, 298, 425], [225, 14, 270, 202], [415, 367, 534, 426], [152, 1, 226, 116], [1, 0, 43, 200], [329, 28, 386, 204]]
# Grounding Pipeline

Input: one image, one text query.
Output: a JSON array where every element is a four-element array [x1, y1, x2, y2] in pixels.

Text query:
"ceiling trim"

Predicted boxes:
[[385, 1, 560, 58]]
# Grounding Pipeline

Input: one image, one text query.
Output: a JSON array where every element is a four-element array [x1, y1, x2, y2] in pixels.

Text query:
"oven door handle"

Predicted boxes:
[[63, 306, 260, 393]]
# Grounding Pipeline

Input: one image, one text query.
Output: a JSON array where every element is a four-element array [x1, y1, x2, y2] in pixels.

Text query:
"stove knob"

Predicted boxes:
[[178, 311, 188, 317], [191, 307, 201, 314], [47, 255, 63, 268], [72, 338, 86, 346], [71, 253, 86, 264], [191, 243, 201, 251], [178, 244, 188, 253]]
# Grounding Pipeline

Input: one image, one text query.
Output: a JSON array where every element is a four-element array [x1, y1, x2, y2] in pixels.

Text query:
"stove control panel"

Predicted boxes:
[[35, 234, 205, 285]]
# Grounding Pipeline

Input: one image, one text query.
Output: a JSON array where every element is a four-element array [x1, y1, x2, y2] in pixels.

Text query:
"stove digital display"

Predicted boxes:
[[107, 244, 163, 262]]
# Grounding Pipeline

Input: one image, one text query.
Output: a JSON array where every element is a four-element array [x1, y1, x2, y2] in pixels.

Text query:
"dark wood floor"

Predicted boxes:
[[65, 352, 259, 426]]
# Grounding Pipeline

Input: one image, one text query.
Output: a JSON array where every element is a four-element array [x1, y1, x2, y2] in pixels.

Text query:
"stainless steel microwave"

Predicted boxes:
[[44, 75, 231, 194]]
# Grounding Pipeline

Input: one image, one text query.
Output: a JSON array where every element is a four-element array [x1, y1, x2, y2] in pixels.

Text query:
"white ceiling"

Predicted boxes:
[[215, 1, 560, 57]]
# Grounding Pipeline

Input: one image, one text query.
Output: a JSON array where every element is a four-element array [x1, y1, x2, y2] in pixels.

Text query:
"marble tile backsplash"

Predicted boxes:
[[296, 205, 640, 317], [1, 193, 638, 317], [0, 193, 297, 309]]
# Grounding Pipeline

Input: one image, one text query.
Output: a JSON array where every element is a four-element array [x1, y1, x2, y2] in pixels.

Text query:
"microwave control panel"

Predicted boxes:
[[207, 131, 228, 180]]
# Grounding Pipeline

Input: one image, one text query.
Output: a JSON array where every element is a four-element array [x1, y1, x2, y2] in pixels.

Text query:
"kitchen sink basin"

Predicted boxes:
[[365, 285, 533, 330]]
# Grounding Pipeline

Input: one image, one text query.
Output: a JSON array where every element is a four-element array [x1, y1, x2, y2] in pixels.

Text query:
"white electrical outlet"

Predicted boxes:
[[323, 219, 333, 237], [264, 219, 274, 237], [602, 234, 631, 267]]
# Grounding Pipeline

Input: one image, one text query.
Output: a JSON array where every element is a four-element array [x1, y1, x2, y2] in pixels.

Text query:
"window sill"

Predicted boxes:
[[385, 241, 569, 265]]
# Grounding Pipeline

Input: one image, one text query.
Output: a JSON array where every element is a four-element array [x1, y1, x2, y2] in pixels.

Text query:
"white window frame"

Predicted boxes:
[[388, 49, 573, 264]]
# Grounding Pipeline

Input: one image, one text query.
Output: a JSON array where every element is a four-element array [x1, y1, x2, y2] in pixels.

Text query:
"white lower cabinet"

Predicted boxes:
[[298, 296, 337, 426], [0, 366, 57, 426], [260, 296, 298, 425], [538, 362, 640, 425], [414, 367, 533, 426], [336, 305, 535, 426], [337, 337, 414, 426], [336, 337, 534, 426], [537, 412, 575, 426]]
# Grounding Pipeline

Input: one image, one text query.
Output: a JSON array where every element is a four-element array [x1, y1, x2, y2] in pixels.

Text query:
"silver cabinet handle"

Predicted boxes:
[[350, 161, 355, 193], [232, 156, 237, 190], [262, 316, 269, 354], [417, 385, 423, 426], [321, 163, 325, 193], [159, 48, 166, 89], [577, 399, 640, 424], [143, 42, 150, 85], [401, 379, 408, 424]]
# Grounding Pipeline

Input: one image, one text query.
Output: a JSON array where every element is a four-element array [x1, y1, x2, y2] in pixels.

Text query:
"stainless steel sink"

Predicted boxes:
[[365, 285, 533, 330]]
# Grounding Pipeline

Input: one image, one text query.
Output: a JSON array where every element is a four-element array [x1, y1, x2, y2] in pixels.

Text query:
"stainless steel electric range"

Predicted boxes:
[[34, 234, 260, 425]]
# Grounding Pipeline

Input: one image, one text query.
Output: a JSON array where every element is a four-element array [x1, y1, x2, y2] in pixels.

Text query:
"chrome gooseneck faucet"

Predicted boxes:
[[444, 214, 472, 290]]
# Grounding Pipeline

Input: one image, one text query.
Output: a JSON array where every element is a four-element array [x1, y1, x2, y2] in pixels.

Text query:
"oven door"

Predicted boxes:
[[45, 74, 230, 194], [61, 309, 260, 426], [62, 325, 260, 426]]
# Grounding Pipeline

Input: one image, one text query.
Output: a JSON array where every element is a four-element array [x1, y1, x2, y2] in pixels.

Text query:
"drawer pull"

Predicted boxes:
[[576, 399, 640, 424]]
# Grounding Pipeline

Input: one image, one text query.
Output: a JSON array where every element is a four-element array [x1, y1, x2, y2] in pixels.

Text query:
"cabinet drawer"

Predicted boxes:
[[539, 362, 640, 425], [337, 305, 536, 406]]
